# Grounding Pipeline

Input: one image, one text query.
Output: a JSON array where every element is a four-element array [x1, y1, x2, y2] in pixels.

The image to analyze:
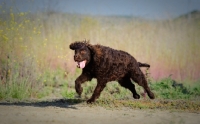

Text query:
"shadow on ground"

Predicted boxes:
[[0, 99, 85, 109]]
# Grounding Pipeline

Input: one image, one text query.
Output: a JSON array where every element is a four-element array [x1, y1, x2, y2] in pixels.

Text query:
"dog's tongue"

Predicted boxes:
[[78, 60, 86, 68]]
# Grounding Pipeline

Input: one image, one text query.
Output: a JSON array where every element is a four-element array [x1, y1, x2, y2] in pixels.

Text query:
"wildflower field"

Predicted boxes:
[[0, 5, 200, 110]]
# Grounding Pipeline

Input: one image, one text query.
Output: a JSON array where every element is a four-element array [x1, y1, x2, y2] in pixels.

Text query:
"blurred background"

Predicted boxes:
[[0, 0, 200, 99]]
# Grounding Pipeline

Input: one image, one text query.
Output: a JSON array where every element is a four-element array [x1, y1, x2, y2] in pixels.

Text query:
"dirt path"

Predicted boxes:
[[0, 101, 199, 124]]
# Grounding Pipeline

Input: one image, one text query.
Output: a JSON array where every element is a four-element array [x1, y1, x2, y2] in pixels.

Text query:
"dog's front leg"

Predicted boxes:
[[75, 72, 92, 97]]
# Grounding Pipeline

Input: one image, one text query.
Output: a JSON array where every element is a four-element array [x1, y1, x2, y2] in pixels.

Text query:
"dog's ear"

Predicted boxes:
[[69, 42, 76, 50], [69, 42, 83, 50], [70, 41, 90, 50]]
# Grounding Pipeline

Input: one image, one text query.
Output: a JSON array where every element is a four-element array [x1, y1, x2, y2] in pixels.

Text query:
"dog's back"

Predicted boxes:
[[86, 45, 138, 81]]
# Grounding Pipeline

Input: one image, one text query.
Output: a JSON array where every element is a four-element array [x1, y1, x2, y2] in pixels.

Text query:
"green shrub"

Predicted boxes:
[[0, 75, 31, 100], [150, 77, 199, 99]]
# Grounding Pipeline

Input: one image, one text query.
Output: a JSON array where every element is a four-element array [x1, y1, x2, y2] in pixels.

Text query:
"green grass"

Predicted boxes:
[[0, 79, 31, 100]]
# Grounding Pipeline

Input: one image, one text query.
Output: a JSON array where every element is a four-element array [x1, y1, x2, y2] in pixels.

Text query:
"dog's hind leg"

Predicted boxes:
[[118, 76, 140, 99], [131, 68, 155, 99]]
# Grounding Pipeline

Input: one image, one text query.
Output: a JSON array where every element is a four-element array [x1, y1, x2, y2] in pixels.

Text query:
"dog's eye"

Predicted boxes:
[[80, 50, 86, 54]]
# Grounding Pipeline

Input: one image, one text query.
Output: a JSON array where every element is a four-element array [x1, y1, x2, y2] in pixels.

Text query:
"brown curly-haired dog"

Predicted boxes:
[[69, 41, 155, 103]]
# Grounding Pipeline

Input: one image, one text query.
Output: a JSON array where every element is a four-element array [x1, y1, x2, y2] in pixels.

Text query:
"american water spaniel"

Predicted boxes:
[[69, 40, 155, 103]]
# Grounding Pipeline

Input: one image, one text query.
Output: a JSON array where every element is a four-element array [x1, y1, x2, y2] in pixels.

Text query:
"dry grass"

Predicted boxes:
[[33, 13, 200, 82]]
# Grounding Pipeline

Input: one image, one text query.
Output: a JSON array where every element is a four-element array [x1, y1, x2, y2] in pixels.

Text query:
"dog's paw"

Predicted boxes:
[[133, 94, 140, 99], [86, 98, 95, 104]]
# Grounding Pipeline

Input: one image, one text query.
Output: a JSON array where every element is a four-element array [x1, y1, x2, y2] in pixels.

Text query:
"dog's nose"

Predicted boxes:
[[74, 55, 78, 59]]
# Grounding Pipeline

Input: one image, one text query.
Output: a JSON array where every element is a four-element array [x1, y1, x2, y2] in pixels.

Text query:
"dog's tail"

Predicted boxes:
[[138, 62, 150, 68]]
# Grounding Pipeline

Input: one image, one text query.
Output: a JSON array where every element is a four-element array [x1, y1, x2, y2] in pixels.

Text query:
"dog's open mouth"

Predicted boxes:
[[76, 60, 87, 68]]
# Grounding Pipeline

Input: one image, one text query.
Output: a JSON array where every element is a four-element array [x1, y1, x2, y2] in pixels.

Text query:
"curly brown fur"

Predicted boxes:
[[69, 40, 155, 103]]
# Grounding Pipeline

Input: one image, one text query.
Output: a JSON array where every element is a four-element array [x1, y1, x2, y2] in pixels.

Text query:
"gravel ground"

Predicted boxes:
[[0, 99, 199, 124]]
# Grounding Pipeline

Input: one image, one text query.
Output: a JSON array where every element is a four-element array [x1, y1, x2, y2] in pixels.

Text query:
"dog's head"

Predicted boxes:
[[69, 41, 91, 68]]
